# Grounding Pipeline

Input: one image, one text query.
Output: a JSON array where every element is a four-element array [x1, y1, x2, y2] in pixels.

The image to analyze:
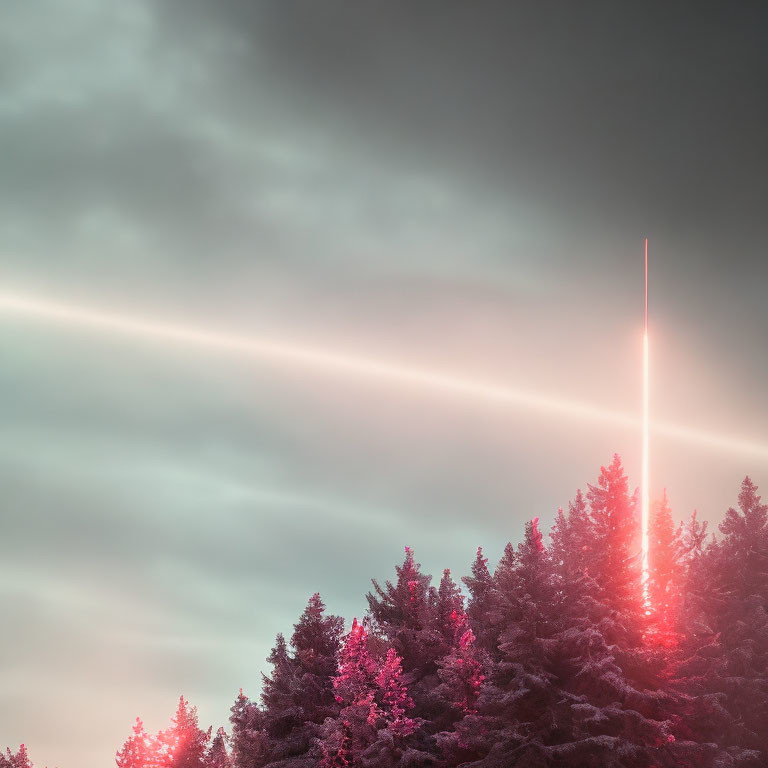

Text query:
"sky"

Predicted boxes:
[[1, 2, 767, 766]]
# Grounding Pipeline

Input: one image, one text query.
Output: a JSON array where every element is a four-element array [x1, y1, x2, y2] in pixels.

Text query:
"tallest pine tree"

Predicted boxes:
[[586, 454, 643, 631]]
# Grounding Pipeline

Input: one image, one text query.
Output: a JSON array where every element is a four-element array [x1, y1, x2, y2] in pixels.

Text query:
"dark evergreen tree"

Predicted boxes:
[[718, 478, 768, 604], [484, 540, 517, 658], [669, 483, 768, 766], [434, 568, 465, 647], [259, 594, 344, 764], [468, 477, 674, 767], [366, 546, 444, 728], [462, 547, 495, 652], [260, 633, 296, 740], [491, 541, 517, 600], [289, 593, 345, 724], [473, 518, 565, 765], [366, 547, 439, 672], [229, 690, 269, 768], [205, 728, 232, 768], [696, 479, 767, 761]]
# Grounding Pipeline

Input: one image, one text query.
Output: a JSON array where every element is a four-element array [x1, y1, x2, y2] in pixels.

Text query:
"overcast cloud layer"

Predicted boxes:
[[1, 3, 767, 767]]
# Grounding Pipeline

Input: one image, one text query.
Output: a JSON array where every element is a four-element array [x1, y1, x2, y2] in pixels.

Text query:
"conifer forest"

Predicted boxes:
[[5, 455, 768, 768]]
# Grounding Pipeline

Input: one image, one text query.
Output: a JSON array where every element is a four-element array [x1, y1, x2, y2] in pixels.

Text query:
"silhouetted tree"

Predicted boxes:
[[229, 689, 269, 768], [462, 546, 495, 652], [205, 728, 232, 768], [259, 594, 344, 763], [434, 569, 464, 647]]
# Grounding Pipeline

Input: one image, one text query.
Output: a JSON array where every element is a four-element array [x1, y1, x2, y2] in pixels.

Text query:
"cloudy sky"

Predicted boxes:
[[1, 3, 767, 766]]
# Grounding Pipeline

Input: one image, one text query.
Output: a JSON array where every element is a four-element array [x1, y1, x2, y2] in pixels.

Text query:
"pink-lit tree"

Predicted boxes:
[[160, 696, 211, 768], [586, 454, 643, 627], [437, 624, 485, 718], [318, 618, 379, 765], [375, 648, 418, 737], [0, 744, 33, 768], [647, 490, 683, 638], [319, 618, 420, 766], [116, 718, 159, 768]]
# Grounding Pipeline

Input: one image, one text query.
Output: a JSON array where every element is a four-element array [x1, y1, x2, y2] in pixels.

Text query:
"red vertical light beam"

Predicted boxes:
[[642, 237, 650, 610]]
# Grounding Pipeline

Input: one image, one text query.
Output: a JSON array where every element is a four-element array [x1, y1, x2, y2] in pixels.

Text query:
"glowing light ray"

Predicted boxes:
[[642, 238, 650, 610], [0, 289, 767, 463], [0, 290, 639, 426]]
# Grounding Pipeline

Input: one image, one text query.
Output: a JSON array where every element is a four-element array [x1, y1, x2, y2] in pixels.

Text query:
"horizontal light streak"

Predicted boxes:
[[0, 290, 766, 462]]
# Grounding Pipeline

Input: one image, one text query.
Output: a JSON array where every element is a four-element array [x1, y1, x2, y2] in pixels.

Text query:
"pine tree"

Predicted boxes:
[[317, 618, 379, 765], [318, 720, 352, 768], [436, 620, 486, 717], [702, 478, 768, 757], [366, 546, 438, 669], [0, 745, 33, 768], [229, 690, 269, 768], [476, 517, 564, 763], [485, 540, 517, 658], [117, 700, 215, 768], [673, 509, 710, 641], [719, 477, 768, 602], [462, 546, 495, 652], [586, 454, 643, 638], [375, 648, 418, 738], [318, 618, 424, 767], [205, 728, 231, 768], [259, 594, 344, 762], [669, 482, 768, 765], [679, 509, 708, 561], [433, 614, 489, 766], [332, 618, 379, 716], [289, 593, 345, 723], [366, 546, 443, 725], [434, 569, 465, 647], [648, 490, 682, 636], [361, 648, 425, 768], [471, 487, 673, 767], [260, 633, 296, 738], [161, 696, 211, 768], [116, 718, 159, 768], [550, 490, 592, 585], [491, 541, 517, 598]]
